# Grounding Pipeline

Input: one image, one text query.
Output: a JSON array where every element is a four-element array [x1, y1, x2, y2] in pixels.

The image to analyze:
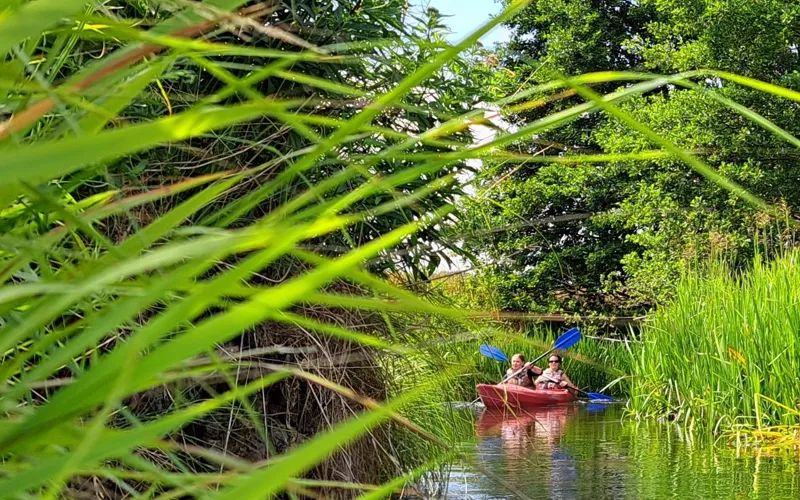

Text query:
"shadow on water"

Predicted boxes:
[[441, 404, 800, 499]]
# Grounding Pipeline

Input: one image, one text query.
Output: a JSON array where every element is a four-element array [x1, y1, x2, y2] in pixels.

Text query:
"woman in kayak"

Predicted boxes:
[[506, 353, 544, 388], [535, 354, 576, 390]]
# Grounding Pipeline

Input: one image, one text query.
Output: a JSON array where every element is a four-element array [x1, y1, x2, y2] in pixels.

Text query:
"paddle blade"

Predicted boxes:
[[553, 327, 581, 350], [479, 344, 508, 362], [586, 392, 615, 402]]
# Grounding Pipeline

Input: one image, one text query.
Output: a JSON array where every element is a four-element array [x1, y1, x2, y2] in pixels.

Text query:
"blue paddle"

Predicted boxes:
[[478, 328, 615, 402], [577, 389, 615, 402], [480, 327, 581, 363], [479, 344, 508, 362], [480, 327, 582, 383]]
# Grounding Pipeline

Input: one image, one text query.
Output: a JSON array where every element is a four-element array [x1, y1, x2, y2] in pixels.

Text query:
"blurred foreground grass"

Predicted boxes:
[[3, 0, 800, 496]]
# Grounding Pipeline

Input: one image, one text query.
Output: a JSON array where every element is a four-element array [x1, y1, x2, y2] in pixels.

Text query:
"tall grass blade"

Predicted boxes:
[[0, 0, 87, 57]]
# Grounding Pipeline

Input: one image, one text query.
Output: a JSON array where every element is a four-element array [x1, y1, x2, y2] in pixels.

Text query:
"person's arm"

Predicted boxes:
[[524, 363, 542, 386], [558, 373, 577, 390], [525, 362, 543, 377]]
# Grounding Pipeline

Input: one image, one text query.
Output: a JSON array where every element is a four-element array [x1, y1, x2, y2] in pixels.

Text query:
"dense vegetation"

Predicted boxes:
[[2, 0, 800, 496], [627, 252, 800, 434], [453, 0, 800, 314], [0, 0, 508, 496]]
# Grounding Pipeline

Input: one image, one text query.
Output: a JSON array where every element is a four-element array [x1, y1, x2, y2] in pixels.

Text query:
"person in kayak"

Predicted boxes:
[[535, 354, 576, 390], [505, 353, 544, 388]]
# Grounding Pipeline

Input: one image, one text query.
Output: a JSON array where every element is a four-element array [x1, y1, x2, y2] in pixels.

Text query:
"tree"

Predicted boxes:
[[455, 0, 800, 314], [23, 1, 496, 280]]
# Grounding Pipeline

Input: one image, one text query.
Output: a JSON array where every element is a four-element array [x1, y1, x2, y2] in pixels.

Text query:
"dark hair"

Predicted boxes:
[[548, 354, 562, 362], [511, 353, 525, 362]]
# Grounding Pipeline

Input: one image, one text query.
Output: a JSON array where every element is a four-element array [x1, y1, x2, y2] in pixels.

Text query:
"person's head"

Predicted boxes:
[[548, 354, 563, 369], [511, 353, 525, 370]]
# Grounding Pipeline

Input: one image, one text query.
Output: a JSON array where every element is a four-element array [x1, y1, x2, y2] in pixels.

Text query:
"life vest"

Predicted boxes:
[[540, 368, 563, 389], [507, 368, 531, 386]]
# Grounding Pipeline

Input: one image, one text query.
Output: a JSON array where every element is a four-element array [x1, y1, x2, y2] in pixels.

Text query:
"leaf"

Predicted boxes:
[[0, 372, 291, 495], [210, 375, 436, 499], [77, 59, 172, 135], [0, 0, 87, 57], [2, 101, 289, 191], [728, 346, 746, 367]]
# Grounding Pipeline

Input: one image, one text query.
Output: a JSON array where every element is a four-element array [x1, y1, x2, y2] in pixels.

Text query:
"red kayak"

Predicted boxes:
[[476, 383, 576, 408]]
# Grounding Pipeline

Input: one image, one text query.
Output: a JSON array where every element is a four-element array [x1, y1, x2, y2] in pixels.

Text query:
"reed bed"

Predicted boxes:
[[627, 253, 800, 438]]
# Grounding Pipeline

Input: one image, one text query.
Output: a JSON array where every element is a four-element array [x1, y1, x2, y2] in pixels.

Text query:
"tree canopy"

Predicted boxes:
[[453, 0, 800, 314]]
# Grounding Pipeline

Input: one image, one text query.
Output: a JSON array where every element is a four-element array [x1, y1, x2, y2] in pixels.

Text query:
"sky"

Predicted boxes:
[[412, 0, 511, 47]]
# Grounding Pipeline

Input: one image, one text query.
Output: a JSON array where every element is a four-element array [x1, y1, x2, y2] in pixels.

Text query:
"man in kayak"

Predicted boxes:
[[506, 353, 544, 388], [535, 354, 576, 390]]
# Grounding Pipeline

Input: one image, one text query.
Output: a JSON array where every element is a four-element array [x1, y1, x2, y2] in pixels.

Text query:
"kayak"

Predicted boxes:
[[477, 384, 575, 408], [476, 383, 576, 408]]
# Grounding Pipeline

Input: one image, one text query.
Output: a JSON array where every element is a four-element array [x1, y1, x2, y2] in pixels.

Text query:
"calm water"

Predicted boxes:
[[442, 404, 800, 499]]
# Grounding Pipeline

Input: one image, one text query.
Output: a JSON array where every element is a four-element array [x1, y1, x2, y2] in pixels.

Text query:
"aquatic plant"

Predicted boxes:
[[627, 252, 800, 436]]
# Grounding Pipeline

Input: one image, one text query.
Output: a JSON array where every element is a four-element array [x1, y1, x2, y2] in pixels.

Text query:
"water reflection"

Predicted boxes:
[[473, 407, 580, 499], [476, 406, 573, 447], [443, 404, 800, 499]]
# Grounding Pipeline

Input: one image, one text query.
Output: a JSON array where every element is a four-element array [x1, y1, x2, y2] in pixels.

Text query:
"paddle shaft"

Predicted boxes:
[[538, 374, 610, 401], [538, 373, 578, 392], [499, 348, 553, 384]]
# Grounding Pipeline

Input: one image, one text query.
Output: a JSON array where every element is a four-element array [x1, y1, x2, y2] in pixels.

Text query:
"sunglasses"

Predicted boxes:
[[548, 360, 561, 363]]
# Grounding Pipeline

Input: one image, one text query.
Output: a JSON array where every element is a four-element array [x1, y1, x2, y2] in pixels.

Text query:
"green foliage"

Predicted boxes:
[[2, 0, 800, 494], [634, 0, 800, 79], [460, 0, 800, 314], [0, 0, 525, 495], [626, 252, 800, 433], [504, 0, 653, 77]]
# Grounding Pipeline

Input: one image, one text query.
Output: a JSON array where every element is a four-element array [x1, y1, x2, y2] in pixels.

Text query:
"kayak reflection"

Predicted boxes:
[[475, 407, 580, 498], [476, 406, 575, 449]]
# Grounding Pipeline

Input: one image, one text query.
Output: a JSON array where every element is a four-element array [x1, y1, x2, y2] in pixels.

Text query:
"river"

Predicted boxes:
[[440, 404, 800, 499]]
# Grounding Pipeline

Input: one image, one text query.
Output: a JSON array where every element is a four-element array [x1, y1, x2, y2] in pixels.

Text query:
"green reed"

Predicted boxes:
[[3, 0, 800, 495], [627, 252, 800, 433]]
